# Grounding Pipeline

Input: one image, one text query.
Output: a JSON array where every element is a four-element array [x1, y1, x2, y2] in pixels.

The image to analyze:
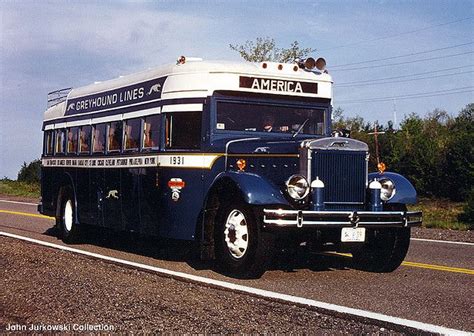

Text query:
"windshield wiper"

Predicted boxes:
[[292, 118, 309, 138]]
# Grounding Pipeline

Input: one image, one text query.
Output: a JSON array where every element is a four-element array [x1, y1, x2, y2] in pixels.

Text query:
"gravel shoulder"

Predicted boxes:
[[0, 236, 415, 335]]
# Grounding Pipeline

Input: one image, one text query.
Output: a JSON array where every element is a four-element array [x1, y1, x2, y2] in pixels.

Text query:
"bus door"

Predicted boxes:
[[159, 111, 205, 240]]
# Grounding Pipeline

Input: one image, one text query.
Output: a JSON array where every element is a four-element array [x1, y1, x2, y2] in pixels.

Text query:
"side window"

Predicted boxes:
[[108, 121, 123, 152], [124, 119, 141, 151], [55, 129, 65, 154], [79, 125, 92, 154], [143, 115, 160, 150], [93, 124, 106, 154], [165, 112, 201, 149], [67, 127, 79, 154], [44, 131, 54, 156]]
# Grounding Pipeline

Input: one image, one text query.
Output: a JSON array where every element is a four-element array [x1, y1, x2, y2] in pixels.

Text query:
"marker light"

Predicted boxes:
[[315, 57, 326, 71], [262, 63, 268, 69], [278, 64, 283, 70], [293, 65, 299, 72], [304, 57, 316, 70], [176, 56, 186, 65], [236, 159, 246, 171], [377, 162, 386, 173]]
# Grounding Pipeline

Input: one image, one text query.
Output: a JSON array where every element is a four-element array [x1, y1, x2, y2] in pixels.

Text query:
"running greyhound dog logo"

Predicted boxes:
[[147, 83, 162, 96], [67, 103, 75, 111]]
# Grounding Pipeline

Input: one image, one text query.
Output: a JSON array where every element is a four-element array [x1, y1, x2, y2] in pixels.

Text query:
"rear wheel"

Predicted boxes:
[[58, 190, 80, 243], [215, 202, 273, 278]]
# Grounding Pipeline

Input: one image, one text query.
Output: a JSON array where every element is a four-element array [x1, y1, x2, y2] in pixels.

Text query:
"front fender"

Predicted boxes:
[[369, 172, 417, 204], [211, 171, 290, 206]]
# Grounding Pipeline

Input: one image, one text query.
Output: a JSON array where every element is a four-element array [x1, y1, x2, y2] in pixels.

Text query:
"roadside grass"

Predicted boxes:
[[0, 179, 40, 198], [408, 197, 471, 231]]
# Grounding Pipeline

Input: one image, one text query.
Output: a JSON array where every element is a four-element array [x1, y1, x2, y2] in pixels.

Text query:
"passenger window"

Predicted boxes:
[[108, 121, 123, 152], [165, 112, 201, 149], [79, 125, 92, 154], [93, 124, 106, 153], [67, 127, 79, 154], [124, 119, 141, 151], [44, 131, 54, 155], [143, 115, 160, 149], [55, 129, 65, 154]]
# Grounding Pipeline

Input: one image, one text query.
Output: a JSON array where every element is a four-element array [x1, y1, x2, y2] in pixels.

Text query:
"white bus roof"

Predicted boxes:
[[44, 59, 333, 123]]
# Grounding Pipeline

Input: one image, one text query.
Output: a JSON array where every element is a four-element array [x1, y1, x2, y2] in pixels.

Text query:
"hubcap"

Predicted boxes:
[[224, 209, 249, 259], [64, 200, 73, 232]]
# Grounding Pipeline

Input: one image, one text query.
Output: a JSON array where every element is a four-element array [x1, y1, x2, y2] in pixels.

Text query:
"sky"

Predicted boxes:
[[0, 0, 473, 179]]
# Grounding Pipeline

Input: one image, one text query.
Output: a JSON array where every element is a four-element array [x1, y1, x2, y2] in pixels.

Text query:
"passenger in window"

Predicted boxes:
[[67, 129, 77, 153], [143, 122, 154, 148], [125, 124, 138, 150], [262, 115, 275, 132], [79, 128, 90, 153], [93, 127, 104, 153]]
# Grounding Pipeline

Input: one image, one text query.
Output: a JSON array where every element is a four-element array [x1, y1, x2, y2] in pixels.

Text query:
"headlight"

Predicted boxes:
[[379, 178, 396, 201], [286, 175, 310, 200]]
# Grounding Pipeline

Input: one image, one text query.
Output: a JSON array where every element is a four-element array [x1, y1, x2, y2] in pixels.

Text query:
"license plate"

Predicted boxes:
[[341, 227, 366, 242]]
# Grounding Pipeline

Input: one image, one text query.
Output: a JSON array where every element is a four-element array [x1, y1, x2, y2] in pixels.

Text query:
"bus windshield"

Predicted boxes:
[[216, 101, 325, 135]]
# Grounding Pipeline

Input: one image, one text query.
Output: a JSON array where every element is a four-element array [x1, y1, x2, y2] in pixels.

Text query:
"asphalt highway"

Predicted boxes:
[[1, 199, 473, 334]]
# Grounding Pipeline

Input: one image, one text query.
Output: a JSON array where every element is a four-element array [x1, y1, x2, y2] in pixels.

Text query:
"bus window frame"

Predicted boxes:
[[210, 94, 331, 139], [79, 125, 92, 155], [44, 130, 55, 156], [164, 111, 202, 151], [55, 129, 66, 155], [92, 123, 107, 155], [107, 121, 123, 154], [123, 118, 142, 153], [142, 115, 161, 152]]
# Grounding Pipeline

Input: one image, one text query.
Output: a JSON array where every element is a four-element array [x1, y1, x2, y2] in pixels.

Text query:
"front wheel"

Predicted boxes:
[[351, 227, 410, 272], [215, 202, 273, 278]]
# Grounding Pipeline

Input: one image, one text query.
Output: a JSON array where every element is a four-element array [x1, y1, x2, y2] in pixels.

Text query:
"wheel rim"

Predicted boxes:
[[64, 200, 73, 232], [224, 209, 249, 259]]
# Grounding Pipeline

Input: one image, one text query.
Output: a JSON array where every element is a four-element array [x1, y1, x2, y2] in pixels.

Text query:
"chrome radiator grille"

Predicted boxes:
[[312, 150, 367, 205]]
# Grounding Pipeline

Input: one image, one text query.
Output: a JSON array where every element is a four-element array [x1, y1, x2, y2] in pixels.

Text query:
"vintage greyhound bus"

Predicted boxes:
[[39, 56, 422, 276]]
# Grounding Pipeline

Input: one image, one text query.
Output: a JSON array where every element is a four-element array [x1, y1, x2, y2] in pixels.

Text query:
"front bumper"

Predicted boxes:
[[263, 209, 422, 228]]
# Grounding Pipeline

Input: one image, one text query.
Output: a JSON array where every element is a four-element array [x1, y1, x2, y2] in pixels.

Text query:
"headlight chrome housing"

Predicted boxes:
[[379, 178, 396, 201], [286, 175, 310, 200]]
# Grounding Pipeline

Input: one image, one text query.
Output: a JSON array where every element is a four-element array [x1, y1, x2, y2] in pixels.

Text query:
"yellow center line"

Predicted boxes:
[[0, 210, 54, 220], [326, 252, 474, 275]]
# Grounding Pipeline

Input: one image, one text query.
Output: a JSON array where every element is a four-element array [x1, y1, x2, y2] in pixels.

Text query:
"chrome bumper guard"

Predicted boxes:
[[263, 209, 422, 228]]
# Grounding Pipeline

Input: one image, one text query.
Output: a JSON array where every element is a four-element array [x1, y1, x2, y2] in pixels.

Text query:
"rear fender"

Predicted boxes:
[[369, 172, 417, 204]]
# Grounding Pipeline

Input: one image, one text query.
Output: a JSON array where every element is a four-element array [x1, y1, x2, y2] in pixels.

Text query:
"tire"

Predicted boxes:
[[215, 202, 273, 278], [351, 227, 410, 272], [59, 189, 81, 244]]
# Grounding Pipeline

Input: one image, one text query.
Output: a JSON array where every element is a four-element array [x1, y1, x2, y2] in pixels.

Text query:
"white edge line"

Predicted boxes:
[[411, 238, 474, 247], [0, 231, 469, 336], [0, 200, 38, 206]]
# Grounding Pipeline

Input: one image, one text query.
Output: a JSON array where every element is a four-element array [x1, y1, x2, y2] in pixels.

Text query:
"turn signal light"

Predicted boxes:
[[237, 159, 246, 171], [377, 162, 386, 173]]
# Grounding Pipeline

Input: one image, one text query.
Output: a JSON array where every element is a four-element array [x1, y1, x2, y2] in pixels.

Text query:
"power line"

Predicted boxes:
[[331, 50, 474, 71], [331, 42, 474, 68], [337, 86, 474, 104], [336, 70, 474, 88], [319, 17, 473, 52], [336, 65, 473, 85]]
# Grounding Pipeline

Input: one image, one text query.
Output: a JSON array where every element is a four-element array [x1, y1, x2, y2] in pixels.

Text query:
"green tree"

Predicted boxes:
[[17, 159, 41, 184], [229, 37, 315, 62], [444, 104, 474, 200]]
